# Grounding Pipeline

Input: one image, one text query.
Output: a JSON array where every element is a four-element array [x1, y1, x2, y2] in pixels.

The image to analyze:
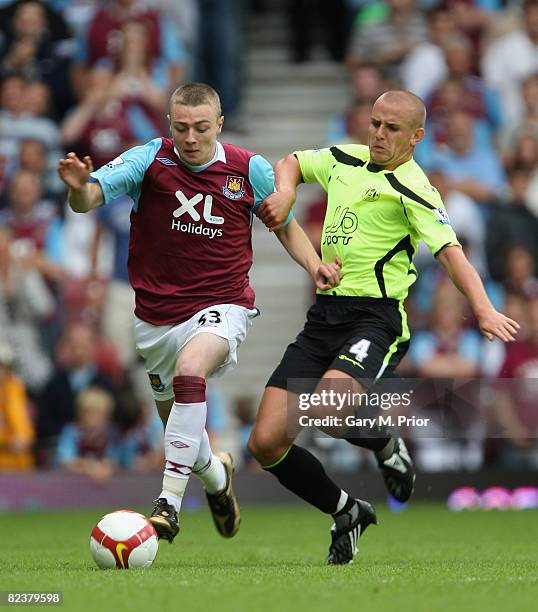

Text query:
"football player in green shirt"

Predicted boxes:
[[249, 91, 519, 564]]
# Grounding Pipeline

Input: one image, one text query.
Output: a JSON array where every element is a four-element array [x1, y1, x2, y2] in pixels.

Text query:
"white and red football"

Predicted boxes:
[[89, 510, 158, 569]]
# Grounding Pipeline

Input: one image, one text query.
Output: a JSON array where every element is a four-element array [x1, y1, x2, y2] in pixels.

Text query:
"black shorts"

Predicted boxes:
[[267, 295, 409, 394]]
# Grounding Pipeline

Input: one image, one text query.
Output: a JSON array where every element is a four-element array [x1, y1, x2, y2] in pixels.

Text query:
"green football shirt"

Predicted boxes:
[[295, 144, 461, 301]]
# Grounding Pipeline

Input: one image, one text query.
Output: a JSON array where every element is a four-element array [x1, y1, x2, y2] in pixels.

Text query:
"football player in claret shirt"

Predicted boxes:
[[249, 90, 520, 564], [58, 83, 341, 545]]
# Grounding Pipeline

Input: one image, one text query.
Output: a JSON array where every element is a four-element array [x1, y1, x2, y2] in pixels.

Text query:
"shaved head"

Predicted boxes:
[[368, 90, 426, 170], [375, 90, 426, 129]]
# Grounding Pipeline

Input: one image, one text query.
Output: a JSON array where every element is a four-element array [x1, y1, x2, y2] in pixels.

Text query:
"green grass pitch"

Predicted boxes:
[[1, 503, 536, 612]]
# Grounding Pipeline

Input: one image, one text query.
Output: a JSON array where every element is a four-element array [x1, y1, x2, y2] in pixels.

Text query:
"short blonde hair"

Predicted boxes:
[[75, 386, 114, 417], [170, 82, 222, 116]]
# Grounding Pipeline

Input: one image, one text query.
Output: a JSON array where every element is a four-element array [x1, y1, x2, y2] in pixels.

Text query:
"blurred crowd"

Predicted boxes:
[[0, 0, 537, 479]]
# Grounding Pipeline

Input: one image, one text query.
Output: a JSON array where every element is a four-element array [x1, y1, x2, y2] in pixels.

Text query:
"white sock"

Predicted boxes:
[[159, 474, 188, 513], [160, 379, 207, 510], [193, 430, 227, 494]]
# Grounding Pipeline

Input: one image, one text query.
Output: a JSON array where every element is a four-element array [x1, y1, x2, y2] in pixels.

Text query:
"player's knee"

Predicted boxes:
[[172, 375, 206, 404], [247, 429, 283, 466], [174, 358, 206, 378]]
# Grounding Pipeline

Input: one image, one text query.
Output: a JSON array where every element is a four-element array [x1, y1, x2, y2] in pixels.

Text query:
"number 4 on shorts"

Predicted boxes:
[[349, 339, 371, 362]]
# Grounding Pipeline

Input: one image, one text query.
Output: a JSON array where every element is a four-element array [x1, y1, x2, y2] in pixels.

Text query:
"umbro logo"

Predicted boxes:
[[157, 157, 178, 166], [170, 441, 189, 449]]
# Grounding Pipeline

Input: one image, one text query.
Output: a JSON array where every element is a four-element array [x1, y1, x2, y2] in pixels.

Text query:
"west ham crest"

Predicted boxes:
[[222, 175, 245, 200], [148, 373, 165, 392]]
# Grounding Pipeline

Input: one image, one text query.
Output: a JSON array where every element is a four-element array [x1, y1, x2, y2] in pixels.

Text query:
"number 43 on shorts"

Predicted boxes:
[[197, 310, 222, 326], [349, 339, 371, 362]]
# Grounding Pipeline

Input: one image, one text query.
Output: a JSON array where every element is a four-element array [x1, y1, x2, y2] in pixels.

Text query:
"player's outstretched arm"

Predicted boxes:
[[58, 152, 104, 213], [257, 154, 302, 230], [436, 245, 520, 342], [274, 218, 341, 290]]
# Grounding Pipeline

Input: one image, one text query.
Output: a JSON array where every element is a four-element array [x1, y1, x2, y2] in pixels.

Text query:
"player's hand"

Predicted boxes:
[[477, 309, 520, 342], [58, 152, 94, 191], [256, 190, 295, 231], [314, 256, 342, 291]]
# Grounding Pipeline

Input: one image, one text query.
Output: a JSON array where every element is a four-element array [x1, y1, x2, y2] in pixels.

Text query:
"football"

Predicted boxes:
[[89, 510, 158, 569]]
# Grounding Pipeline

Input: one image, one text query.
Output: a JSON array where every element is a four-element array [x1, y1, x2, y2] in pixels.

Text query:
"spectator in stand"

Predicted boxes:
[[401, 4, 456, 100], [503, 130, 538, 175], [409, 281, 482, 378], [501, 72, 538, 143], [420, 110, 506, 205], [70, 0, 185, 100], [482, 0, 538, 129], [349, 62, 387, 101], [147, 0, 198, 71], [327, 98, 373, 145], [118, 401, 163, 473], [327, 64, 385, 143], [36, 322, 119, 465], [0, 341, 34, 470], [415, 77, 461, 161], [16, 138, 64, 200], [0, 170, 63, 282], [0, 76, 61, 196], [56, 385, 119, 485], [61, 65, 163, 169], [0, 226, 54, 394], [501, 128, 538, 215], [346, 0, 428, 77], [428, 35, 501, 142], [0, 0, 74, 118], [493, 296, 538, 468], [486, 169, 538, 282], [442, 0, 501, 59], [113, 20, 167, 113], [503, 245, 538, 300]]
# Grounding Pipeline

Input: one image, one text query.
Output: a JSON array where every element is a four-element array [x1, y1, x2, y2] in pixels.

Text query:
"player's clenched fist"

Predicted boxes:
[[314, 257, 342, 291], [58, 152, 94, 191], [256, 189, 295, 230]]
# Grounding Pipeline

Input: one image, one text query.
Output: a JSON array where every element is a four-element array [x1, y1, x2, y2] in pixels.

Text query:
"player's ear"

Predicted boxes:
[[411, 127, 425, 146], [217, 115, 224, 134]]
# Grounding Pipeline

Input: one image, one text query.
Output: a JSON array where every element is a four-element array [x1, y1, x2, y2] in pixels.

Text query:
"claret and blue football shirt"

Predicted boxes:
[[91, 138, 279, 325]]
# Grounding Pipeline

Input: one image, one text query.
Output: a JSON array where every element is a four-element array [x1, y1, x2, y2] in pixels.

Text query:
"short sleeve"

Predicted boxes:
[[294, 148, 333, 191], [90, 138, 162, 207], [249, 154, 275, 208], [250, 154, 293, 227], [401, 183, 461, 257]]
